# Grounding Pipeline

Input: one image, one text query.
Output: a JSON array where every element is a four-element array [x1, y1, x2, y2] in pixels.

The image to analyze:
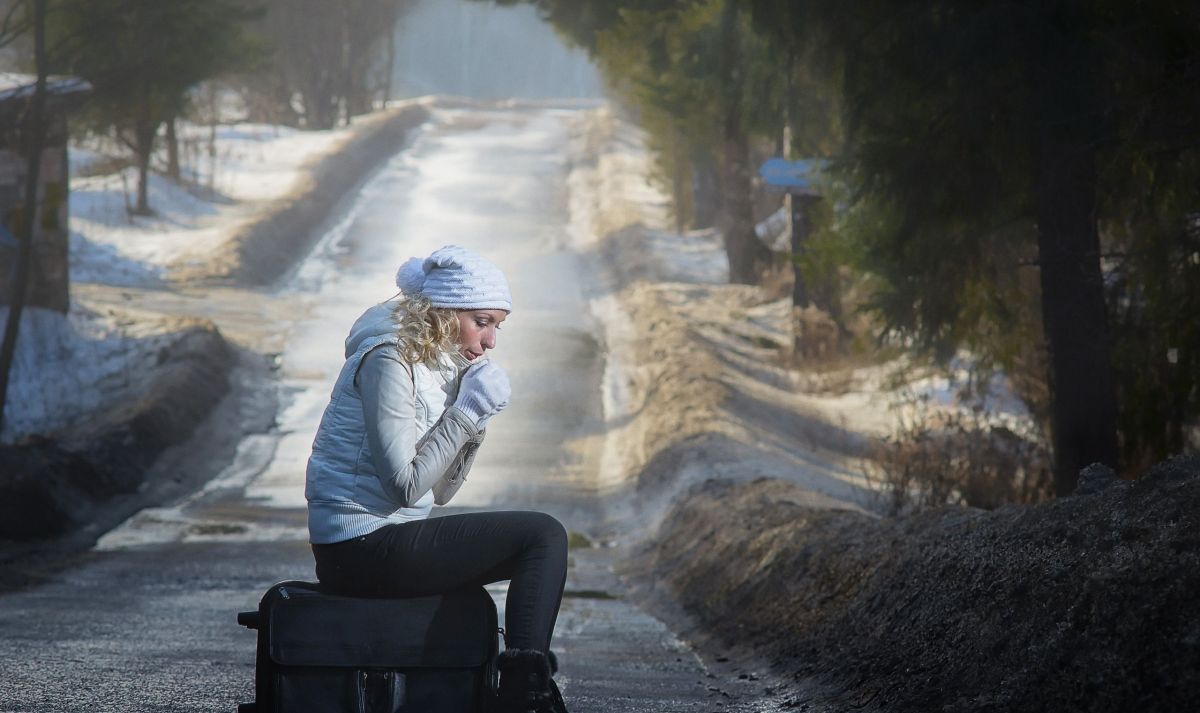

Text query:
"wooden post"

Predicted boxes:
[[756, 157, 829, 362], [789, 189, 814, 310], [789, 190, 830, 361]]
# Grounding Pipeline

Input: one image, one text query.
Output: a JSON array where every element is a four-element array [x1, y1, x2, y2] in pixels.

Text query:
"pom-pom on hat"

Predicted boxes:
[[394, 245, 512, 313]]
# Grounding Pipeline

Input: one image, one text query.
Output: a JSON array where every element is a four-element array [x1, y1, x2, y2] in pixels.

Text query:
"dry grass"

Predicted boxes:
[[863, 393, 1053, 513]]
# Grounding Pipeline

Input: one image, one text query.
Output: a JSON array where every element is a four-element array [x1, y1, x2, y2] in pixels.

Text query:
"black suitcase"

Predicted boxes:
[[236, 581, 499, 713]]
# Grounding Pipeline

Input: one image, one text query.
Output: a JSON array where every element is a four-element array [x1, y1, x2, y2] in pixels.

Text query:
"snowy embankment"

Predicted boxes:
[[568, 106, 1200, 712], [68, 122, 358, 286], [71, 101, 431, 286], [0, 101, 431, 544], [567, 106, 895, 517]]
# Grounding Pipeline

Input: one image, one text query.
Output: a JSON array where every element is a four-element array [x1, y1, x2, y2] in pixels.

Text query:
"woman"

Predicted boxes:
[[305, 244, 569, 713]]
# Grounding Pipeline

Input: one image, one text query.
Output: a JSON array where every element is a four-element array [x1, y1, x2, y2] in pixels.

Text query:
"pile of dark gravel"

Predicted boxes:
[[628, 456, 1200, 712]]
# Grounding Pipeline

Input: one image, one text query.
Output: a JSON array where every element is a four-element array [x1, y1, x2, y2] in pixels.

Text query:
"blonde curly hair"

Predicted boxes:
[[390, 295, 461, 365]]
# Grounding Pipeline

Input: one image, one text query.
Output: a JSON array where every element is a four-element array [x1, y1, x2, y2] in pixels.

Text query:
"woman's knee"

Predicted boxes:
[[522, 511, 567, 553]]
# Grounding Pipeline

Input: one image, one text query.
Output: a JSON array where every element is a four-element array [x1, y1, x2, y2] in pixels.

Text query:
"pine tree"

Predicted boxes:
[[750, 0, 1200, 492]]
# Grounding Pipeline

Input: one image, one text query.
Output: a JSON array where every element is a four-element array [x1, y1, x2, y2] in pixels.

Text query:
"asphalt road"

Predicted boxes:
[[0, 106, 800, 712]]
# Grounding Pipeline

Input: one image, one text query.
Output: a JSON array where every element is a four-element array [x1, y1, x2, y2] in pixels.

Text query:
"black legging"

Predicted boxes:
[[311, 510, 568, 653]]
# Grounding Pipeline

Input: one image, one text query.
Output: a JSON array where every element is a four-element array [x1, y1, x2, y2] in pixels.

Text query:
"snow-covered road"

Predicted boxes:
[[99, 105, 610, 547], [0, 106, 792, 712]]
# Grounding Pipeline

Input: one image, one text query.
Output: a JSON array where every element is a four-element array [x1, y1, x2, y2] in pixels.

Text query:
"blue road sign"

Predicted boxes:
[[759, 158, 825, 192]]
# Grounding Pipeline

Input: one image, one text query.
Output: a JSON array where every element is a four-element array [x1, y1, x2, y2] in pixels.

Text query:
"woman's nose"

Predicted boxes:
[[482, 329, 496, 350]]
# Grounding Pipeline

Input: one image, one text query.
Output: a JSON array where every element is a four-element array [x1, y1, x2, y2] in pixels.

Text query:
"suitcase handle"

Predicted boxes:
[[236, 611, 261, 629]]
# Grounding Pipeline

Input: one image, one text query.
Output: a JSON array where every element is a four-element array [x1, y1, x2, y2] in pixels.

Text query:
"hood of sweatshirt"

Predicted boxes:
[[344, 301, 399, 358], [343, 300, 473, 371]]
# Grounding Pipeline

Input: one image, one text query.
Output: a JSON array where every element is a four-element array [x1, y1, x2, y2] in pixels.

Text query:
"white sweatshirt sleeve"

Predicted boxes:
[[356, 347, 479, 507]]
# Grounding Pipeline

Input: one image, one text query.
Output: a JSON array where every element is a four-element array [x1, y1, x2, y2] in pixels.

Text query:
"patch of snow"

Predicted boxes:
[[68, 168, 225, 282], [67, 144, 111, 177], [9, 108, 408, 440], [66, 117, 371, 287], [638, 227, 729, 284], [0, 306, 176, 442], [567, 105, 1044, 516]]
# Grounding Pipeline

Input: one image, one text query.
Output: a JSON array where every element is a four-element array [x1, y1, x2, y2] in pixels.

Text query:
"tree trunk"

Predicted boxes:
[[304, 81, 337, 130], [691, 157, 719, 229], [668, 130, 692, 234], [720, 119, 771, 285], [133, 121, 156, 215], [671, 157, 690, 235], [165, 115, 180, 182], [716, 0, 771, 285], [790, 193, 814, 308], [208, 83, 219, 191], [384, 17, 395, 106], [1030, 22, 1119, 496], [0, 0, 48, 438], [341, 4, 358, 123]]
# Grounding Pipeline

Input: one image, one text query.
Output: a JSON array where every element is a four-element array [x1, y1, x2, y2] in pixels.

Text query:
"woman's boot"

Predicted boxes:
[[496, 649, 568, 713]]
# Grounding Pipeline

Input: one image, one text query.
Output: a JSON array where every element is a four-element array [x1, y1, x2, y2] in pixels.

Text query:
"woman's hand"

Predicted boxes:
[[454, 360, 511, 427]]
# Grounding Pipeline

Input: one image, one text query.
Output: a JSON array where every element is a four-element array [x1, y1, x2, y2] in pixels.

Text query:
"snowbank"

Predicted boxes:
[[69, 124, 355, 285], [567, 105, 1041, 518], [569, 105, 1199, 711], [1, 306, 223, 441], [566, 107, 874, 520]]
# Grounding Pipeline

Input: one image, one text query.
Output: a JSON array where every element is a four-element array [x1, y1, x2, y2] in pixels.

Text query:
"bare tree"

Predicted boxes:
[[0, 0, 48, 437], [241, 0, 413, 128]]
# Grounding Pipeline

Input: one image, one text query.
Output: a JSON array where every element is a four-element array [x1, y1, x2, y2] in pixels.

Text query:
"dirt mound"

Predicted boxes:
[[627, 457, 1200, 712]]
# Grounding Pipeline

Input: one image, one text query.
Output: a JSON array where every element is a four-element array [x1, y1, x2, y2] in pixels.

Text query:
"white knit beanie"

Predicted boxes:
[[394, 245, 512, 312]]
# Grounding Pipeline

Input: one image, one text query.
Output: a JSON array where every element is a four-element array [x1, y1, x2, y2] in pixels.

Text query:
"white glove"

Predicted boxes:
[[454, 361, 510, 427]]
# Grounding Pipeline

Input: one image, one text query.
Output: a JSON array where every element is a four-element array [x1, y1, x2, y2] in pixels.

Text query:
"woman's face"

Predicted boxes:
[[456, 309, 507, 361]]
